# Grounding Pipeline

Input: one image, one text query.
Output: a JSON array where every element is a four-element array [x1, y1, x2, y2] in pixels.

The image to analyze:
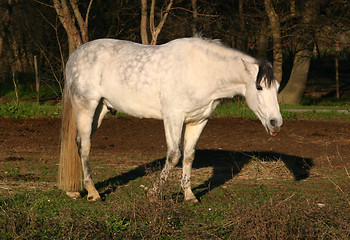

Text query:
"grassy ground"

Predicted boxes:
[[0, 156, 349, 239]]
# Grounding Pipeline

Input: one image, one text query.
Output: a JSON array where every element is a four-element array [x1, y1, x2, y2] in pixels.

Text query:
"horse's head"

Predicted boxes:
[[244, 60, 283, 136]]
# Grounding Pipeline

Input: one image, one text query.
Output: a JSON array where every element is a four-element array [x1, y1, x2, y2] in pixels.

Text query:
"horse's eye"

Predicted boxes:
[[257, 86, 263, 91]]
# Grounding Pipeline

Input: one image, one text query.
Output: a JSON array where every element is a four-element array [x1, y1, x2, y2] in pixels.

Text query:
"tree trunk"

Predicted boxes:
[[278, 0, 319, 104], [140, 0, 149, 44], [11, 39, 23, 72], [0, 0, 13, 58], [257, 20, 268, 60], [278, 49, 312, 104], [237, 0, 247, 51], [53, 0, 92, 54], [70, 0, 91, 43], [335, 57, 339, 99], [264, 0, 282, 83]]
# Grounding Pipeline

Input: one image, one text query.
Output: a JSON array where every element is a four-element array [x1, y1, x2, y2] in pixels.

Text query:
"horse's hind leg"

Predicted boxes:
[[182, 120, 208, 204], [74, 98, 102, 201]]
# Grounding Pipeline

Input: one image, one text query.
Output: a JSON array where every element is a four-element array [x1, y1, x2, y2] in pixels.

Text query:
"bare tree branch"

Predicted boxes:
[[85, 0, 93, 27], [53, 0, 84, 54], [150, 0, 173, 45], [149, 0, 155, 38], [191, 0, 198, 34], [32, 0, 55, 8], [70, 0, 88, 43]]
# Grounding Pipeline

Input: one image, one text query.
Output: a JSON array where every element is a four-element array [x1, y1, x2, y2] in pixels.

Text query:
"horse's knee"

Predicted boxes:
[[167, 149, 181, 167], [183, 149, 195, 164]]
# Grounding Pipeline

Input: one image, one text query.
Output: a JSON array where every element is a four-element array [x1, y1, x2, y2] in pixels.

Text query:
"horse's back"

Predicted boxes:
[[65, 39, 166, 118]]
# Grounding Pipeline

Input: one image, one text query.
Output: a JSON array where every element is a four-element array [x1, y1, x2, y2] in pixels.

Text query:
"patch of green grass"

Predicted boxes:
[[213, 101, 350, 120], [0, 163, 40, 182], [0, 165, 21, 179], [0, 190, 141, 239], [0, 97, 349, 120], [281, 103, 350, 110], [213, 101, 256, 118], [0, 171, 349, 239], [0, 101, 61, 118]]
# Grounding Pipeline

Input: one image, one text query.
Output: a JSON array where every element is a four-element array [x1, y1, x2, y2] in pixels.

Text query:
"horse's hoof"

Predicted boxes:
[[66, 191, 81, 200], [145, 187, 159, 202], [148, 194, 159, 203], [184, 197, 200, 205], [87, 195, 102, 202]]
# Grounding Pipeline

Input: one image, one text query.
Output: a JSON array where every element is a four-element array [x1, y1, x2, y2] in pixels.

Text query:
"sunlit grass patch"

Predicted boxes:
[[0, 101, 61, 118]]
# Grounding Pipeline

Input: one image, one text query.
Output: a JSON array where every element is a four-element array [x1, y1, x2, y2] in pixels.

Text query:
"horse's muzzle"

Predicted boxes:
[[267, 117, 282, 136]]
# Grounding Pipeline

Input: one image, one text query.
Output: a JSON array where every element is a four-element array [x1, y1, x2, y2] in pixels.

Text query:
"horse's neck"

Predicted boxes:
[[190, 41, 257, 100], [208, 56, 253, 100]]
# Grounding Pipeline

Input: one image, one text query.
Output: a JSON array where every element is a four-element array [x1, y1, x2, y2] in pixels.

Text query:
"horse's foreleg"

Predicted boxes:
[[157, 148, 181, 188], [182, 120, 208, 204], [148, 116, 183, 200]]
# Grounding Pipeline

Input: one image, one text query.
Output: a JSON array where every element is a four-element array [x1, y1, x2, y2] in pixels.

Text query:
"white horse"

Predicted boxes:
[[59, 37, 283, 204]]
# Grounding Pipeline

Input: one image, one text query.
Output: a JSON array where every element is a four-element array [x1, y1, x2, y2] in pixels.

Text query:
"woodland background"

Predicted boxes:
[[0, 0, 349, 105]]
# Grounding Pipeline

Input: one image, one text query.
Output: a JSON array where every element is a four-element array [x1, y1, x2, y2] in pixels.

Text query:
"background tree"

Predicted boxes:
[[53, 0, 93, 54], [0, 0, 12, 59], [278, 0, 319, 104], [264, 0, 282, 83], [0, 0, 52, 84], [140, 0, 173, 45], [0, 0, 348, 104]]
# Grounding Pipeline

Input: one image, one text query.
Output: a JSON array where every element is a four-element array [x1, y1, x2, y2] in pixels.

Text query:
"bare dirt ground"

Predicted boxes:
[[0, 116, 349, 187]]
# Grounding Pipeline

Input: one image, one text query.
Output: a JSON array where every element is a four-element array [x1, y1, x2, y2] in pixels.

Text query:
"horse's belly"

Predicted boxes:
[[103, 87, 162, 119]]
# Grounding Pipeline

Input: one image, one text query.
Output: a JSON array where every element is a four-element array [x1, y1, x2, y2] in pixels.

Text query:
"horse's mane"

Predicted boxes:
[[191, 35, 276, 89], [256, 60, 276, 89], [192, 34, 223, 45], [191, 35, 253, 62]]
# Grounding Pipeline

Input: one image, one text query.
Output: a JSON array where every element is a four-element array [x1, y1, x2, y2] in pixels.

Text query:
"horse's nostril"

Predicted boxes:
[[270, 119, 277, 127]]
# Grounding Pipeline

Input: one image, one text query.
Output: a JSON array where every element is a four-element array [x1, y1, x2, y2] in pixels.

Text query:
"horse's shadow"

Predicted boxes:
[[91, 150, 313, 201]]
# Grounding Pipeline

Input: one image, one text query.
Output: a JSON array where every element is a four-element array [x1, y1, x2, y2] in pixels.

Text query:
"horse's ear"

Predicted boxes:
[[241, 59, 259, 82]]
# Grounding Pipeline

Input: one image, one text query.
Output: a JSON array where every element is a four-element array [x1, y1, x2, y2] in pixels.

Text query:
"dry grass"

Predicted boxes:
[[235, 156, 293, 180]]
